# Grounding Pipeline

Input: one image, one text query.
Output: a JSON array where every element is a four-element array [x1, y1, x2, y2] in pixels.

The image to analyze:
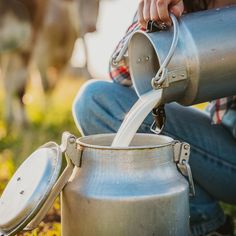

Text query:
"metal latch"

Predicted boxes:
[[173, 141, 195, 197], [157, 67, 188, 88], [60, 132, 83, 167], [150, 105, 166, 135]]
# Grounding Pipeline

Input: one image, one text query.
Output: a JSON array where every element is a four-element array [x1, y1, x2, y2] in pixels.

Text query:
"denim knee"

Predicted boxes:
[[72, 80, 103, 135], [72, 79, 113, 135]]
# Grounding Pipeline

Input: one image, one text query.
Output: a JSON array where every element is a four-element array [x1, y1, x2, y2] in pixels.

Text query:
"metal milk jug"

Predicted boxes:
[[0, 132, 193, 236], [62, 133, 192, 236], [127, 5, 236, 106]]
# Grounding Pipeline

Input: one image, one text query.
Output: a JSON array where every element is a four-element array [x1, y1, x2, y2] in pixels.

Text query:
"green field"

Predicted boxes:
[[0, 76, 235, 235]]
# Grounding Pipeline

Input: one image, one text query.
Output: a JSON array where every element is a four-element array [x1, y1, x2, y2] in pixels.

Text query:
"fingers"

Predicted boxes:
[[169, 1, 184, 17], [138, 0, 184, 28], [150, 0, 158, 21], [138, 0, 145, 27], [156, 0, 171, 26], [143, 0, 151, 22], [156, 0, 180, 25], [139, 0, 155, 28]]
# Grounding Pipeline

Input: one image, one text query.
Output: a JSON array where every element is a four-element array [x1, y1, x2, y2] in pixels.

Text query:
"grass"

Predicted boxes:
[[0, 76, 235, 235]]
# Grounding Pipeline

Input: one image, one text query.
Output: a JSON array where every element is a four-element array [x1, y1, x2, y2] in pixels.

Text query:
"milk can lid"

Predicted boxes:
[[0, 142, 62, 236]]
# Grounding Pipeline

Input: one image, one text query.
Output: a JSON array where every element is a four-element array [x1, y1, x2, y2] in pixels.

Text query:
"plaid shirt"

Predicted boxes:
[[109, 15, 235, 125]]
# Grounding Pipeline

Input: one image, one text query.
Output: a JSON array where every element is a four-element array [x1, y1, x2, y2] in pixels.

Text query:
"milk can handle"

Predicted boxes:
[[151, 14, 179, 88]]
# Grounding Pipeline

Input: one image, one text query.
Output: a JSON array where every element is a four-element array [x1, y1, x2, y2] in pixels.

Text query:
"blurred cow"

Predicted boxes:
[[0, 0, 99, 127]]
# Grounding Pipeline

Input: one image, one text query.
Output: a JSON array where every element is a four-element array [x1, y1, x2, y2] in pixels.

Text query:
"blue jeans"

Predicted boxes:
[[72, 80, 236, 236]]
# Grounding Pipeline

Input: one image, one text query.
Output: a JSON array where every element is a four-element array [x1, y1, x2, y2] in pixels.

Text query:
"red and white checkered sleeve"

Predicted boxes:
[[109, 13, 145, 86], [208, 96, 236, 124]]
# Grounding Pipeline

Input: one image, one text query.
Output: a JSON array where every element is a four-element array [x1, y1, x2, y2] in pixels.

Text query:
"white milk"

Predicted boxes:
[[112, 89, 163, 147]]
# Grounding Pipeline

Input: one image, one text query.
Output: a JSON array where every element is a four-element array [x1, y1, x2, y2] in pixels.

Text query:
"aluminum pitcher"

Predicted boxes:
[[0, 132, 194, 236], [128, 5, 236, 105]]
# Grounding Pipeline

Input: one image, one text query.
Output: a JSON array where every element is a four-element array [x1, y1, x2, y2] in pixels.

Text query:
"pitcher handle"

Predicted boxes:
[[151, 14, 180, 88], [111, 13, 178, 67]]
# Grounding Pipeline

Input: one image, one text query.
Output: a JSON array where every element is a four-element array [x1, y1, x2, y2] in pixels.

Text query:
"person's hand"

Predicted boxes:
[[138, 0, 184, 27]]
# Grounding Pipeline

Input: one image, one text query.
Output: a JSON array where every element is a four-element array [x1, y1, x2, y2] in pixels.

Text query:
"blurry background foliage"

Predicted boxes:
[[0, 76, 84, 235]]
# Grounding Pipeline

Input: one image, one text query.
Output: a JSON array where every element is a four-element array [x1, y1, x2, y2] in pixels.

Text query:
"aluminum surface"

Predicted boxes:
[[62, 134, 189, 236], [0, 143, 62, 235], [129, 5, 236, 105]]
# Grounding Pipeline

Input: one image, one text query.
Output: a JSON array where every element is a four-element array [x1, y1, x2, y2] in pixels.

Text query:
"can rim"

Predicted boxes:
[[76, 133, 173, 150]]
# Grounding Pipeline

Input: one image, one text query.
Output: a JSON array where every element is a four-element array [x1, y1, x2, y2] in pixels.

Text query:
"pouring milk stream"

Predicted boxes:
[[112, 89, 163, 147], [112, 14, 179, 147]]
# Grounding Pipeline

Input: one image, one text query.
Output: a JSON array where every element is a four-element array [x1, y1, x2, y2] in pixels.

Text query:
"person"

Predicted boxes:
[[72, 0, 236, 235]]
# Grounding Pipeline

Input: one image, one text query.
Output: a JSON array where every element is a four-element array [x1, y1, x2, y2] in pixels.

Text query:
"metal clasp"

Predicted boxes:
[[60, 132, 83, 167], [146, 20, 167, 32], [150, 105, 166, 135], [173, 141, 195, 197]]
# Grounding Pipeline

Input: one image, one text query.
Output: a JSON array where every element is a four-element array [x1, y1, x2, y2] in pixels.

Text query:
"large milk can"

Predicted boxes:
[[0, 132, 193, 236], [127, 5, 236, 105]]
